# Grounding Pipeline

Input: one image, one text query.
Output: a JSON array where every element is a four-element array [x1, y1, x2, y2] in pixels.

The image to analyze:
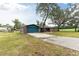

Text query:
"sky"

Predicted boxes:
[[0, 3, 68, 26]]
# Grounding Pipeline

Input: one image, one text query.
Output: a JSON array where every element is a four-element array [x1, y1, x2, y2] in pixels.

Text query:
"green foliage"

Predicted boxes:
[[36, 3, 60, 30], [0, 24, 2, 27], [13, 19, 22, 30], [36, 3, 79, 32]]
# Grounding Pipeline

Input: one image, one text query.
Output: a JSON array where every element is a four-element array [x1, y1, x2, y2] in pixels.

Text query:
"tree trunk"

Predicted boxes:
[[42, 13, 48, 32], [74, 21, 78, 32], [43, 16, 48, 32], [75, 24, 77, 32], [75, 27, 77, 32], [57, 25, 60, 31]]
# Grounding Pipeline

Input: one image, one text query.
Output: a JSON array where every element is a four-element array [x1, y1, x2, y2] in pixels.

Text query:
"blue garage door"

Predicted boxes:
[[27, 26, 39, 33]]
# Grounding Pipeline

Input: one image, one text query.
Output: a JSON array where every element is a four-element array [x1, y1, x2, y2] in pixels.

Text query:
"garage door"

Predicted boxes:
[[27, 26, 39, 33]]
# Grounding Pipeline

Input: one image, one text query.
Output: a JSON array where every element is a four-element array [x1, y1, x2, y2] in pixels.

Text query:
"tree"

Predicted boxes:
[[67, 3, 79, 32], [45, 4, 66, 31], [73, 12, 79, 32], [13, 19, 22, 30], [36, 3, 77, 32], [36, 3, 59, 31], [55, 3, 76, 31], [51, 9, 65, 31], [36, 20, 40, 26], [0, 24, 2, 27]]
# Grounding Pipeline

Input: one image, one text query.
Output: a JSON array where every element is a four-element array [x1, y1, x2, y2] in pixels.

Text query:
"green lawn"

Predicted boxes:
[[47, 31, 79, 38], [59, 29, 75, 32], [0, 32, 78, 56]]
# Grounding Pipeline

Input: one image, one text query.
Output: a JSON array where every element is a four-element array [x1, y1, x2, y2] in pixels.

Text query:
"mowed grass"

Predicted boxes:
[[60, 29, 75, 32], [46, 28, 79, 38], [47, 31, 79, 38], [0, 32, 79, 55]]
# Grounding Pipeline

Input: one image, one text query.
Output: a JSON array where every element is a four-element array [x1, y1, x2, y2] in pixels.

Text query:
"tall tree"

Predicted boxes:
[[49, 3, 76, 31], [66, 3, 79, 32], [51, 9, 65, 31], [36, 3, 76, 31], [36, 3, 59, 31], [46, 4, 66, 31], [73, 12, 79, 32], [0, 24, 2, 27], [13, 19, 22, 30]]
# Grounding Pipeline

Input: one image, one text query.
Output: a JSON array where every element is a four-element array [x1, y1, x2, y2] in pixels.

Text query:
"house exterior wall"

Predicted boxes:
[[21, 24, 58, 33], [27, 25, 39, 33], [21, 24, 39, 33], [40, 28, 58, 32]]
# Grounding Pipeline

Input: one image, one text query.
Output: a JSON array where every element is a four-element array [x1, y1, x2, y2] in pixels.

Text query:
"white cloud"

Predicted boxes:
[[0, 3, 28, 11], [0, 3, 31, 26]]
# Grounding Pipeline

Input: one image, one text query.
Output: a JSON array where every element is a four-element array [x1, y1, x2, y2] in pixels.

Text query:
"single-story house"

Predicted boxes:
[[20, 24, 39, 33], [20, 24, 57, 33]]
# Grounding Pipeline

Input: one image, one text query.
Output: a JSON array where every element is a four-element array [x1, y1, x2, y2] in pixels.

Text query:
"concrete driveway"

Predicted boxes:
[[28, 33, 79, 51]]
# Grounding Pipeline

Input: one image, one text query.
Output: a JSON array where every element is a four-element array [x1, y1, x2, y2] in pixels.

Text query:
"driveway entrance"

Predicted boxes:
[[28, 33, 79, 51]]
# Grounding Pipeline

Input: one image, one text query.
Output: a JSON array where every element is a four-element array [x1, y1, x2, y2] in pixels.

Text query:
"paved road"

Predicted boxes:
[[28, 33, 79, 51]]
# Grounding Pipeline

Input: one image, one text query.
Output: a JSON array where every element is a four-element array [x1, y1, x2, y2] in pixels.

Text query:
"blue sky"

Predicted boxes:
[[25, 3, 68, 25], [0, 3, 68, 26], [58, 3, 68, 9], [22, 3, 68, 25]]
